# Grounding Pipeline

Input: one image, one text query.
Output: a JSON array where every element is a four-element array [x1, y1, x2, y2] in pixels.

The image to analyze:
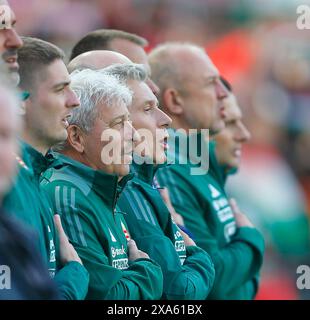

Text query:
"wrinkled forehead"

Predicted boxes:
[[129, 79, 157, 104], [98, 98, 129, 124], [195, 52, 219, 77], [177, 49, 220, 80], [34, 59, 70, 91]]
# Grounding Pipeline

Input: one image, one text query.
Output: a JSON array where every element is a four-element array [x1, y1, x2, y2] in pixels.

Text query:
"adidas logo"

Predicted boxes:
[[209, 184, 220, 198], [108, 228, 117, 242]]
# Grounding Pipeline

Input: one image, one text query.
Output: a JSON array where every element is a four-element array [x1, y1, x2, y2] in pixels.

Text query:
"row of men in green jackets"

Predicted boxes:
[[1, 3, 264, 299]]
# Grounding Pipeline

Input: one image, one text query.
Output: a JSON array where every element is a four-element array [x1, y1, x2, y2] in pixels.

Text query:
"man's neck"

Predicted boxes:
[[61, 149, 124, 181], [22, 131, 49, 155], [60, 148, 86, 166]]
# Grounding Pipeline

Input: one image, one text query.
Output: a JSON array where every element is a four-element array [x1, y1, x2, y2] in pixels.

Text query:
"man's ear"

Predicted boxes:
[[162, 88, 184, 115], [67, 125, 85, 153], [19, 90, 32, 116]]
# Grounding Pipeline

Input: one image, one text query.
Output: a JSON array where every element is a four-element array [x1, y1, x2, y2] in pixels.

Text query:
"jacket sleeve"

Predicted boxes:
[[156, 168, 264, 300], [41, 188, 90, 300], [118, 190, 215, 300], [60, 225, 163, 300], [43, 183, 163, 300], [53, 261, 90, 300]]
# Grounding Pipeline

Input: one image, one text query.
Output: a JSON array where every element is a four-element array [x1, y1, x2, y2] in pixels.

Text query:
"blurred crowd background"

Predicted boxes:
[[10, 0, 310, 299]]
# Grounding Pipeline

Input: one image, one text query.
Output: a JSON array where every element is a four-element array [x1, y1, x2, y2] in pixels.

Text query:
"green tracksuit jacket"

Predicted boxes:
[[156, 130, 265, 300], [3, 141, 89, 300], [41, 152, 163, 300], [117, 161, 215, 300]]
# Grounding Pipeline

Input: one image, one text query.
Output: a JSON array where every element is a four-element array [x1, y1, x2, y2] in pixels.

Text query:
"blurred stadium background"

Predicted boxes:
[[11, 0, 310, 299]]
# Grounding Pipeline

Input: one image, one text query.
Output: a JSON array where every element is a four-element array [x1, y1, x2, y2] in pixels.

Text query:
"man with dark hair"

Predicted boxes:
[[70, 29, 147, 60], [0, 77, 59, 299], [70, 29, 159, 95], [215, 77, 250, 172], [0, 2, 60, 300], [149, 42, 264, 299], [3, 36, 89, 300]]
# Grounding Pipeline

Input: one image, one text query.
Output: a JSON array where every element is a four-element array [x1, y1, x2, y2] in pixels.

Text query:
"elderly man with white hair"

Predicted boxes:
[[41, 68, 163, 300]]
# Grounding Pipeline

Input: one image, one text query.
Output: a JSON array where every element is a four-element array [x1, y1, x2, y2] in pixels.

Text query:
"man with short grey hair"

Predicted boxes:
[[41, 68, 164, 300]]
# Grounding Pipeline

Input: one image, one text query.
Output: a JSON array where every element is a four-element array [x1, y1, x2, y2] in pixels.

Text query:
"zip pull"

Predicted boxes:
[[114, 210, 127, 216]]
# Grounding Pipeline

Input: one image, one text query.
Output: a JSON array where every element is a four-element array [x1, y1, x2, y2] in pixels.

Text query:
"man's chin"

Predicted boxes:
[[117, 164, 130, 177], [52, 131, 68, 147], [229, 158, 240, 171]]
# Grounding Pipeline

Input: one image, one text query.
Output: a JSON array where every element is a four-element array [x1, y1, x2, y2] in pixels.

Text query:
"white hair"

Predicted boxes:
[[101, 63, 147, 84], [69, 68, 133, 133]]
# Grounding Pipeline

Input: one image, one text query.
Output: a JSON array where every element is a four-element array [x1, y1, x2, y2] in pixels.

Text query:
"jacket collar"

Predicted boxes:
[[20, 141, 49, 178], [131, 154, 167, 185], [47, 152, 133, 210]]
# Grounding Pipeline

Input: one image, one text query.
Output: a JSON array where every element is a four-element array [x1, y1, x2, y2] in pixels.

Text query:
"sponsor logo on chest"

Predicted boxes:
[[109, 229, 129, 270], [173, 225, 186, 265], [208, 184, 236, 242]]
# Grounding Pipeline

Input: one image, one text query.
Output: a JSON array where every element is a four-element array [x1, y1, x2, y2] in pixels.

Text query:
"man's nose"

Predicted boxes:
[[236, 122, 251, 143], [6, 29, 23, 50], [157, 108, 172, 128], [66, 88, 80, 109]]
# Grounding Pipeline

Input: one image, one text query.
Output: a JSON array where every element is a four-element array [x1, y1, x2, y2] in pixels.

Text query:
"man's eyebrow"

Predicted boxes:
[[52, 81, 70, 90], [109, 114, 128, 126], [204, 75, 218, 82], [144, 99, 158, 106]]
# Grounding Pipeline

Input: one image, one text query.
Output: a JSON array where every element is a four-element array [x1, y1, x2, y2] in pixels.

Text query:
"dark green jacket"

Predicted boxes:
[[117, 161, 215, 300], [156, 130, 265, 300], [41, 152, 163, 300], [3, 141, 89, 300]]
